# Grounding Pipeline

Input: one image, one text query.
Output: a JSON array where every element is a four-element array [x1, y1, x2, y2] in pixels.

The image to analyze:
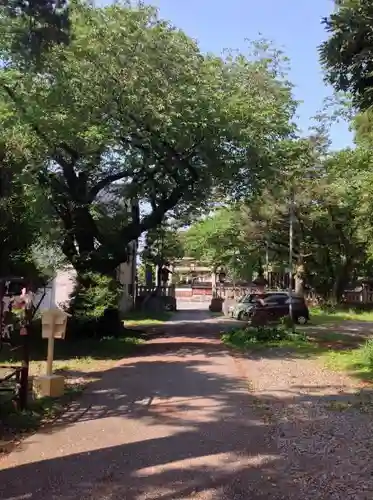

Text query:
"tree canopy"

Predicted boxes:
[[182, 131, 373, 301], [0, 1, 297, 276], [320, 0, 373, 111], [241, 146, 367, 298], [183, 207, 259, 280], [1, 0, 70, 66]]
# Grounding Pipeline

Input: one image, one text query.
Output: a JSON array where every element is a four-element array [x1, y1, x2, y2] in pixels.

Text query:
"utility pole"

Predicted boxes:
[[265, 239, 269, 288], [288, 189, 294, 324]]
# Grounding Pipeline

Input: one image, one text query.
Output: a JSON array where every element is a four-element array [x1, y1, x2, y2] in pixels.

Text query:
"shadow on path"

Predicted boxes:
[[1, 313, 373, 499]]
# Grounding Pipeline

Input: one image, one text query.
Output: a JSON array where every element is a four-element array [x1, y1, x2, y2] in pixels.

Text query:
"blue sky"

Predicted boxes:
[[101, 0, 352, 150]]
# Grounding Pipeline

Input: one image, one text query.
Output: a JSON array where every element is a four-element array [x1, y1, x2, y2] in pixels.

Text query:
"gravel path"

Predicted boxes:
[[237, 348, 373, 499], [0, 310, 372, 499]]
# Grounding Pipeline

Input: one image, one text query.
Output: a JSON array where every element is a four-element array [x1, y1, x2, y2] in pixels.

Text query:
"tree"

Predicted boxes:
[[183, 207, 258, 281], [320, 0, 373, 111], [241, 143, 368, 300], [1, 0, 70, 67], [0, 2, 297, 276], [0, 139, 43, 280], [141, 223, 184, 284], [142, 226, 184, 267]]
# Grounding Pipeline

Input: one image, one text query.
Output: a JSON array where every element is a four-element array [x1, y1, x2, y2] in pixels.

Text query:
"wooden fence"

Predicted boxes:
[[343, 290, 373, 304], [136, 283, 373, 305], [174, 285, 373, 305], [137, 285, 176, 298]]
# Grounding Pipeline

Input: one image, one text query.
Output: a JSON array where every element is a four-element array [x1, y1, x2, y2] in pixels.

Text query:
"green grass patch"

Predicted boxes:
[[123, 310, 172, 326], [306, 329, 365, 345], [322, 338, 373, 382], [221, 325, 311, 352], [310, 306, 373, 325], [0, 336, 142, 376]]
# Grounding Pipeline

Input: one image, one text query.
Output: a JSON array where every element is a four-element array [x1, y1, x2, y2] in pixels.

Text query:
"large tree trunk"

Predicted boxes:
[[331, 258, 353, 304], [332, 275, 348, 304]]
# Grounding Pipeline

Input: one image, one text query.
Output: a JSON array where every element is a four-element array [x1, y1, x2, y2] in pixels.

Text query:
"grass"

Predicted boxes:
[[0, 336, 142, 373], [310, 306, 373, 325], [321, 339, 373, 383], [123, 310, 173, 326], [221, 325, 312, 352], [222, 317, 373, 384], [0, 335, 142, 446]]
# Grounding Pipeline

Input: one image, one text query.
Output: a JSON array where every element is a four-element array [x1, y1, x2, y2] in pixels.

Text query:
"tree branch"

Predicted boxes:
[[88, 172, 129, 202], [131, 116, 200, 182], [2, 83, 79, 178], [120, 180, 193, 245]]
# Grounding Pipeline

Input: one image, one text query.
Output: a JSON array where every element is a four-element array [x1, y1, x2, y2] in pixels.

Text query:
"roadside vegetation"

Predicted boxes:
[[222, 319, 373, 385], [310, 307, 373, 325], [323, 340, 373, 383], [123, 310, 172, 327], [0, 335, 142, 448], [221, 323, 310, 351]]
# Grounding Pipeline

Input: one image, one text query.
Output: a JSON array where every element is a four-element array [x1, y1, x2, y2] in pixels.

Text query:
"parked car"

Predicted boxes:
[[230, 292, 309, 324], [229, 292, 286, 319]]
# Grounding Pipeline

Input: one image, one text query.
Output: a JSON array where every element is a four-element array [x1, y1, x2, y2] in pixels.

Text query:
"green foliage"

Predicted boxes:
[[142, 224, 184, 267], [0, 0, 71, 67], [183, 207, 257, 280], [0, 2, 297, 275], [240, 138, 371, 299], [68, 272, 121, 320], [0, 140, 46, 279], [325, 337, 373, 383], [320, 0, 373, 111], [359, 339, 373, 368], [182, 126, 373, 301], [221, 325, 307, 348]]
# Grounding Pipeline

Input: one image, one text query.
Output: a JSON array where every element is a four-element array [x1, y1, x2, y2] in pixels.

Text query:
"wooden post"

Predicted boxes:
[[46, 334, 55, 376]]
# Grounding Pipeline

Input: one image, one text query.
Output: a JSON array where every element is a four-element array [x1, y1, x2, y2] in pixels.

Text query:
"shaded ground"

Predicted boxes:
[[1, 309, 373, 499], [304, 319, 373, 341]]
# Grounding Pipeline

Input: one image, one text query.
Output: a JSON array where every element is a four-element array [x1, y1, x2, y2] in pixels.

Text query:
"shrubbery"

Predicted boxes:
[[67, 273, 124, 339], [68, 273, 121, 319], [222, 323, 307, 349]]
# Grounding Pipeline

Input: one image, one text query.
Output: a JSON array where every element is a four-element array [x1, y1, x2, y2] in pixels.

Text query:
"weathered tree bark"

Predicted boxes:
[[332, 263, 352, 303]]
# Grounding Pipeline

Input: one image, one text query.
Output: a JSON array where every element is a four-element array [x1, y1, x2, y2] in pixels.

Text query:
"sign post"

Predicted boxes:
[[34, 309, 69, 398]]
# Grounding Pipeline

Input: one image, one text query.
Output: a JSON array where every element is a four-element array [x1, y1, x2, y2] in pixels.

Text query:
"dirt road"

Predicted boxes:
[[0, 310, 285, 499], [1, 309, 373, 499]]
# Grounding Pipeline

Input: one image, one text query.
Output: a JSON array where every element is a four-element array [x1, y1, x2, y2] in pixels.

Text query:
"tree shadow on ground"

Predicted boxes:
[[2, 327, 373, 499], [0, 341, 289, 499]]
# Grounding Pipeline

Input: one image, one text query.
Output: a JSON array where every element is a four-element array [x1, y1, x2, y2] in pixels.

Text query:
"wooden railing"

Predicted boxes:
[[171, 284, 373, 304], [343, 290, 373, 304], [137, 285, 176, 298]]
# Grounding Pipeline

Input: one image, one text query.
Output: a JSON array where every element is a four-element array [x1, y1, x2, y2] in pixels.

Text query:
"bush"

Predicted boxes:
[[67, 273, 124, 339], [222, 324, 307, 348], [68, 273, 121, 319]]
